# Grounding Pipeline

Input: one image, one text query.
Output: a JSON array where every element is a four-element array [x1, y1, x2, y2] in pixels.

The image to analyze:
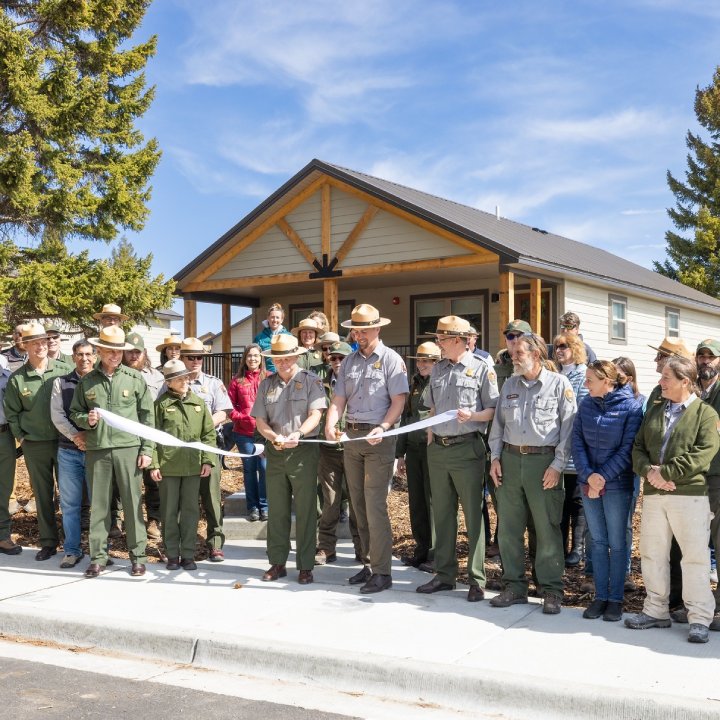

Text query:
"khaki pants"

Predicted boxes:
[[640, 494, 714, 626], [343, 430, 396, 576], [707, 476, 720, 613]]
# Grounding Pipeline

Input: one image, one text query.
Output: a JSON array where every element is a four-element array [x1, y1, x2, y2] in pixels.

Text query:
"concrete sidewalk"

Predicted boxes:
[[0, 541, 718, 720]]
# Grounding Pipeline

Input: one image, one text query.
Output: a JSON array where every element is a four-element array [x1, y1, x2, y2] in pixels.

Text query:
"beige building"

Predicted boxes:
[[174, 159, 720, 395]]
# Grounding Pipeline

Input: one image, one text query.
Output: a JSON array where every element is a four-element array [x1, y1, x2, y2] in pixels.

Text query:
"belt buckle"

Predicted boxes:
[[519, 444, 529, 455], [440, 436, 450, 446]]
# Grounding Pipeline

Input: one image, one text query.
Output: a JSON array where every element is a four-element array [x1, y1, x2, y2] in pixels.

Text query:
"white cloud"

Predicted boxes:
[[621, 209, 666, 216]]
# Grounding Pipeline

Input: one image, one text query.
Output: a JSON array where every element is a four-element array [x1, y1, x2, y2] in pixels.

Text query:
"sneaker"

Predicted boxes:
[[59, 554, 83, 569], [582, 599, 607, 620], [248, 508, 260, 522], [688, 623, 709, 643], [564, 550, 582, 567], [624, 612, 671, 630], [603, 601, 623, 622], [489, 588, 528, 608], [259, 509, 268, 521]]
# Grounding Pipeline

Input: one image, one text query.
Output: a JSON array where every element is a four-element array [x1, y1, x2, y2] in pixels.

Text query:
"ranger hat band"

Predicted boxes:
[[92, 303, 129, 321], [18, 322, 49, 344], [162, 359, 192, 380], [88, 326, 134, 351], [340, 304, 391, 329], [427, 315, 473, 338]]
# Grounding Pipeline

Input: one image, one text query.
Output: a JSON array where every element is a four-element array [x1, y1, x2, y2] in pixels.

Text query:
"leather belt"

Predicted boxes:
[[434, 433, 475, 447], [0, 423, 8, 433], [504, 442, 555, 455], [346, 421, 377, 431]]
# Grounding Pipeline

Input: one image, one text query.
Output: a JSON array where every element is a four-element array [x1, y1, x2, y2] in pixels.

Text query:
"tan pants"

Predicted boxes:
[[640, 494, 714, 626], [342, 429, 396, 576]]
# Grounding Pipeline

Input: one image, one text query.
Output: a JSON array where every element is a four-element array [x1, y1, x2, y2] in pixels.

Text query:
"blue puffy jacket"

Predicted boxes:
[[571, 383, 644, 491]]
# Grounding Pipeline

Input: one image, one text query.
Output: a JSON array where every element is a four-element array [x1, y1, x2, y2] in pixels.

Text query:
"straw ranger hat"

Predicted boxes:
[[17, 321, 49, 345], [318, 331, 341, 347], [648, 337, 693, 360], [162, 359, 192, 381], [92, 303, 129, 321], [340, 304, 391, 330], [156, 335, 182, 352], [261, 334, 308, 358], [89, 326, 134, 351], [291, 317, 322, 337], [408, 341, 442, 360], [179, 337, 209, 356], [425, 315, 473, 339]]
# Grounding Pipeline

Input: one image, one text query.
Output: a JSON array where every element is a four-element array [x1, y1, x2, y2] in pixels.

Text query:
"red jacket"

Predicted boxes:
[[228, 370, 264, 436]]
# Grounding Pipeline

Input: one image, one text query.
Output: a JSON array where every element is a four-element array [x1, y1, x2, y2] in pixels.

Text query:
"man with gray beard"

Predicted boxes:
[[696, 339, 720, 631]]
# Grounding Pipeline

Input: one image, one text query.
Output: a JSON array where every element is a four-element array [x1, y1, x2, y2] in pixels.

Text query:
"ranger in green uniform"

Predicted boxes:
[[150, 360, 216, 572], [488, 333, 577, 614], [416, 318, 499, 602], [0, 364, 21, 555], [396, 341, 441, 570], [70, 326, 155, 578], [494, 319, 532, 393], [252, 334, 326, 585], [293, 317, 324, 372], [4, 322, 72, 560]]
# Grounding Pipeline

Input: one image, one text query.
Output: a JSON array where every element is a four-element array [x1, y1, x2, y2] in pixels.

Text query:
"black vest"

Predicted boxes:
[[58, 371, 83, 450]]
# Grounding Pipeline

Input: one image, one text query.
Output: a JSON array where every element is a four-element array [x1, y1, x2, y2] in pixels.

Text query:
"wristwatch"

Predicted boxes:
[[297, 431, 305, 439]]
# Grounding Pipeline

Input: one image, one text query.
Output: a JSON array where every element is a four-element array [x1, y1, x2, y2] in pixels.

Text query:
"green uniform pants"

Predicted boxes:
[[405, 440, 435, 564], [200, 463, 225, 550], [428, 435, 486, 586], [265, 442, 319, 570], [87, 447, 147, 564], [159, 475, 201, 559], [496, 450, 564, 596], [317, 444, 362, 557], [23, 440, 59, 549], [0, 429, 17, 541], [343, 430, 396, 576]]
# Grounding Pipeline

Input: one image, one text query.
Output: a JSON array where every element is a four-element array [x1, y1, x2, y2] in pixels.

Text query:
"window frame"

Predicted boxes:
[[665, 306, 680, 338], [608, 294, 628, 345]]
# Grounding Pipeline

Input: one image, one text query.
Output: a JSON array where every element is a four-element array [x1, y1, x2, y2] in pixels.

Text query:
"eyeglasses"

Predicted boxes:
[[554, 343, 569, 351], [184, 355, 204, 361]]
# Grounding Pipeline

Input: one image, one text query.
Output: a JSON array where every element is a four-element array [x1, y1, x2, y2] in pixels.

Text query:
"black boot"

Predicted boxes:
[[565, 509, 586, 567]]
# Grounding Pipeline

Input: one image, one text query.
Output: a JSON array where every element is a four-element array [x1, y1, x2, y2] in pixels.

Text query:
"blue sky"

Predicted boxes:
[[74, 0, 720, 334]]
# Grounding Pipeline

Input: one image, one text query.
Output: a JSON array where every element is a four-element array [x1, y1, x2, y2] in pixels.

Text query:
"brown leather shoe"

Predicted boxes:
[[84, 563, 103, 578], [166, 557, 181, 570], [467, 585, 485, 602], [262, 564, 287, 582], [360, 573, 392, 594], [130, 563, 146, 577], [416, 578, 455, 594], [349, 566, 372, 585], [489, 588, 528, 607], [298, 570, 314, 585], [0, 539, 22, 555]]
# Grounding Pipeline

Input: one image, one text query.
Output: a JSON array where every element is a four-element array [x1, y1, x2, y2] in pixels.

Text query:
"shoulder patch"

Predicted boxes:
[[488, 370, 497, 384], [564, 387, 575, 401]]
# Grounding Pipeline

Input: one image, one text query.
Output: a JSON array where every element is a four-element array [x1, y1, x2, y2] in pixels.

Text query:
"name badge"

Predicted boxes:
[[166, 407, 176, 413], [506, 393, 519, 399]]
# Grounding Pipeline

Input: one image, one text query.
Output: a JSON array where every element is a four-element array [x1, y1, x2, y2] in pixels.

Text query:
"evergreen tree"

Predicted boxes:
[[0, 0, 160, 242], [654, 67, 720, 296]]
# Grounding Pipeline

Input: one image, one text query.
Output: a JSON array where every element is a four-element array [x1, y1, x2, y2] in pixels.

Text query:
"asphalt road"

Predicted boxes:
[[1, 656, 357, 720]]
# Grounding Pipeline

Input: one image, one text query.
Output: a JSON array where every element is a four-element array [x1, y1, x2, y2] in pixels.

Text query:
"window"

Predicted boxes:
[[608, 294, 627, 344], [288, 301, 355, 333], [666, 307, 680, 338], [412, 292, 487, 348]]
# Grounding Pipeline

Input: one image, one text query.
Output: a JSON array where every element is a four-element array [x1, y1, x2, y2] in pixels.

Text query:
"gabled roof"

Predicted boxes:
[[175, 159, 720, 311]]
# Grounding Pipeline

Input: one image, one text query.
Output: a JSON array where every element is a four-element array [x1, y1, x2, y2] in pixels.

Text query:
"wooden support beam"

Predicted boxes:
[[184, 299, 197, 338], [321, 183, 331, 257], [221, 304, 232, 385], [277, 217, 316, 266], [529, 278, 542, 335], [335, 205, 378, 265], [498, 270, 514, 347], [192, 176, 325, 284], [324, 279, 338, 332]]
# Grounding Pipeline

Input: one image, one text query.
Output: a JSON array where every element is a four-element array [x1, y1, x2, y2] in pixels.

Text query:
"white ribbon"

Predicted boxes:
[[96, 408, 264, 457], [297, 409, 459, 443]]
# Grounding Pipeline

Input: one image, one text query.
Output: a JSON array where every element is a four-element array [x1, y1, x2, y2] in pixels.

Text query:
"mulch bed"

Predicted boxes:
[[7, 458, 661, 611]]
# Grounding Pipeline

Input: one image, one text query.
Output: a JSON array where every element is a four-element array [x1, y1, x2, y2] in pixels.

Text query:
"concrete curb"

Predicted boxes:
[[1, 604, 717, 720]]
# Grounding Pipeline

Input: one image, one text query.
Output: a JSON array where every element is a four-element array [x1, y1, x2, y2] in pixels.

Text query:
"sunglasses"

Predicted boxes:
[[184, 355, 204, 361], [321, 346, 333, 352], [504, 331, 531, 340], [329, 355, 345, 361], [554, 343, 569, 351], [559, 324, 577, 330]]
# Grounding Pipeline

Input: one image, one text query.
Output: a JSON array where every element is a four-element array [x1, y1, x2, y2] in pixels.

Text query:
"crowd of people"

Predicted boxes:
[[1, 301, 719, 645]]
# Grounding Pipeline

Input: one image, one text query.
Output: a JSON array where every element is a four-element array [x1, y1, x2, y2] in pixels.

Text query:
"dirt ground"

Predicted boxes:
[[8, 458, 663, 611]]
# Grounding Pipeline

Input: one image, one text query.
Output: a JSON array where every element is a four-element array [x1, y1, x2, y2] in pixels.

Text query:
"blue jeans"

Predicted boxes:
[[233, 433, 267, 512], [57, 446, 89, 558], [582, 489, 632, 602]]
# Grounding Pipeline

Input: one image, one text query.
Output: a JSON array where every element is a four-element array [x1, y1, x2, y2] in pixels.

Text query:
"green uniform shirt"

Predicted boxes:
[[151, 390, 216, 475], [4, 358, 72, 441], [633, 395, 720, 495], [494, 349, 513, 393], [70, 365, 155, 454], [396, 373, 432, 455], [297, 349, 324, 371]]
